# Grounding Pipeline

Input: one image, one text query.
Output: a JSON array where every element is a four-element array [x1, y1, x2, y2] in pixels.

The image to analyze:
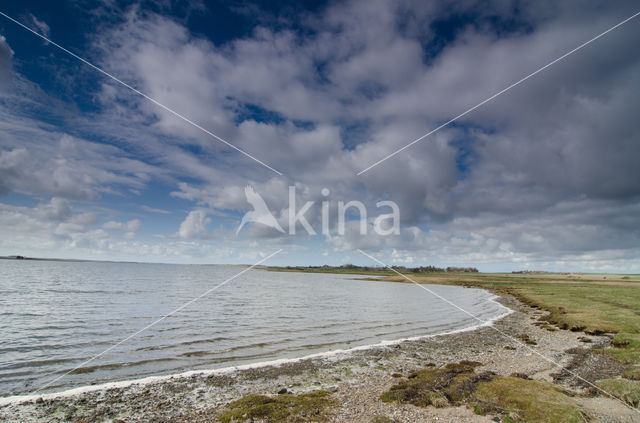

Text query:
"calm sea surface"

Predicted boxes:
[[0, 260, 508, 396]]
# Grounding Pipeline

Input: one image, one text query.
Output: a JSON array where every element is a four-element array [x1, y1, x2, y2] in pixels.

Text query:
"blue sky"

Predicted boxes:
[[1, 0, 639, 272]]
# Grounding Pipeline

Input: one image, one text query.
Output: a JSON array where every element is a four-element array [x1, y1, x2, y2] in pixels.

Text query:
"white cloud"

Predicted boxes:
[[0, 130, 163, 200], [177, 210, 211, 239], [103, 219, 142, 232], [25, 14, 51, 39], [141, 205, 172, 214]]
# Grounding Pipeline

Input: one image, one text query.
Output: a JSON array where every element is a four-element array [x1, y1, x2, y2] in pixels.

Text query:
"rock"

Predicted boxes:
[[277, 388, 288, 395]]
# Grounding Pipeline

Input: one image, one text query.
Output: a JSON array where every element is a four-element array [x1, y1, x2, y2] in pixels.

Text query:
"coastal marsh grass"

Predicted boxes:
[[217, 390, 335, 423], [606, 333, 640, 363], [622, 365, 640, 380], [380, 361, 485, 407], [381, 362, 583, 422], [472, 377, 584, 422], [595, 379, 640, 407]]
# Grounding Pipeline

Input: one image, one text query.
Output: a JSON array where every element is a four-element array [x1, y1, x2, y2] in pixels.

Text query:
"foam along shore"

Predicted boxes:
[[1, 293, 635, 422], [0, 294, 512, 407]]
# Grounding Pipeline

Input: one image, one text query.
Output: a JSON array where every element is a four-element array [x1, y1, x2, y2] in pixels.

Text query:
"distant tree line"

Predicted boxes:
[[285, 264, 478, 273]]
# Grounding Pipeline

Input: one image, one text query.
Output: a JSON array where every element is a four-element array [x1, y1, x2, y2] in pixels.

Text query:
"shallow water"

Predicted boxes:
[[0, 260, 508, 396]]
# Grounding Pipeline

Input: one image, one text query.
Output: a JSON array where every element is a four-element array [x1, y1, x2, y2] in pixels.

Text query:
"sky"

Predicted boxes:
[[0, 0, 639, 272]]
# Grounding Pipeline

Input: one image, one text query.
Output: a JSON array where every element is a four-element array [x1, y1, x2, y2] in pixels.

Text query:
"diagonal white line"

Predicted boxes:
[[357, 11, 640, 175], [0, 10, 283, 176], [32, 249, 283, 394], [356, 249, 640, 413]]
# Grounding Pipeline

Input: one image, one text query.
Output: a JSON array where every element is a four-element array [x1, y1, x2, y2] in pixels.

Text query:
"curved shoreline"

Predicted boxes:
[[2, 292, 633, 422], [0, 293, 513, 407]]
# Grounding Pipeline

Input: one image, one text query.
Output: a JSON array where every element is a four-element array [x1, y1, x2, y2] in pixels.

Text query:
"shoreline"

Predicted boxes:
[[2, 292, 636, 422], [0, 292, 512, 407]]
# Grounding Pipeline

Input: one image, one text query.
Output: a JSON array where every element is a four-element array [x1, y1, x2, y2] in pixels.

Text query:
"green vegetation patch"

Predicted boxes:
[[381, 363, 583, 422], [606, 333, 640, 364], [623, 365, 640, 381], [381, 361, 484, 408], [217, 390, 335, 423], [596, 378, 640, 407], [473, 377, 583, 422]]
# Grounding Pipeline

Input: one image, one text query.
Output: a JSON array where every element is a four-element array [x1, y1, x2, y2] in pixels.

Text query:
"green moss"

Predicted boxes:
[[369, 416, 398, 423], [596, 379, 640, 407], [217, 390, 335, 423], [381, 363, 583, 422]]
